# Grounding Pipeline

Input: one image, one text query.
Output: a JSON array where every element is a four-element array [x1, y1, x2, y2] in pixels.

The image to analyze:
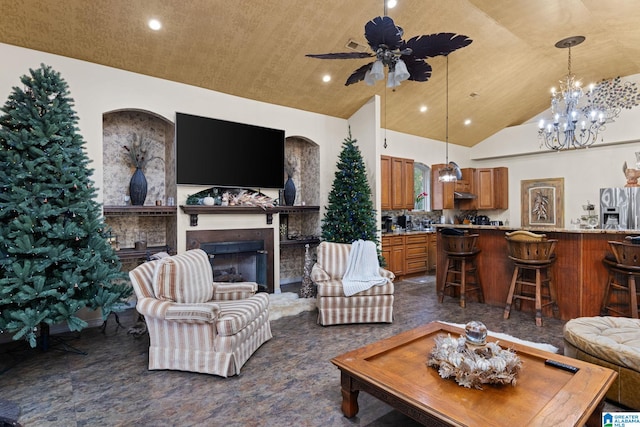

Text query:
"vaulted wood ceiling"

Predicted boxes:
[[2, 0, 640, 147]]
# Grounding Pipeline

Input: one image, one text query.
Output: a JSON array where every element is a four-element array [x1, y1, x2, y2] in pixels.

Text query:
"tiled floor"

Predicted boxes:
[[0, 276, 617, 426]]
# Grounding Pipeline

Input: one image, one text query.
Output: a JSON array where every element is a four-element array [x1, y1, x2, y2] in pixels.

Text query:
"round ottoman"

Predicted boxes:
[[564, 316, 640, 409]]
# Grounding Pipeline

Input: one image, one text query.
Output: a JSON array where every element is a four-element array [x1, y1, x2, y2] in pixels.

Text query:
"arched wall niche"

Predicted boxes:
[[102, 109, 176, 255], [280, 135, 321, 285], [102, 109, 175, 205], [285, 135, 320, 207]]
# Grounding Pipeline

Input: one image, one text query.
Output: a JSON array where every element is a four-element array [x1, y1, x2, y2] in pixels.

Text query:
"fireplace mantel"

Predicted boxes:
[[180, 205, 319, 226]]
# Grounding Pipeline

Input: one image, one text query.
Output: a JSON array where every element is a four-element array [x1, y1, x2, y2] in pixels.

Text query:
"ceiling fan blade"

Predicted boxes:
[[403, 33, 473, 59], [404, 60, 432, 82], [364, 16, 403, 51], [306, 52, 374, 59], [345, 62, 374, 86]]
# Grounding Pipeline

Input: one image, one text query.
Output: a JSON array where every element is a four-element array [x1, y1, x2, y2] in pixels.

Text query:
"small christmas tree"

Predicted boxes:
[[321, 128, 379, 245], [0, 64, 131, 348]]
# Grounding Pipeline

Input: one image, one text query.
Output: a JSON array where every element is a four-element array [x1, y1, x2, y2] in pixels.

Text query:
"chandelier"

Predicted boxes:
[[538, 36, 640, 151]]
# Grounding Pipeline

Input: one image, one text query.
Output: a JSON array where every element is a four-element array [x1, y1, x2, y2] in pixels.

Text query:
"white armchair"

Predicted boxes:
[[128, 249, 272, 377], [311, 241, 395, 326]]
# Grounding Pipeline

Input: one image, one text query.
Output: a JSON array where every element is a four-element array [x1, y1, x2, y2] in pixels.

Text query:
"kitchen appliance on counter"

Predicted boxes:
[[382, 215, 393, 233], [397, 214, 412, 230], [600, 187, 640, 229], [476, 215, 491, 225]]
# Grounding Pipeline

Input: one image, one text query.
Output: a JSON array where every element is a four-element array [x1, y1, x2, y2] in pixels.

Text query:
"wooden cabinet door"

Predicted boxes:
[[476, 168, 495, 209], [391, 157, 405, 209], [380, 156, 392, 210], [390, 245, 405, 276], [494, 167, 509, 209], [476, 167, 509, 210], [403, 158, 415, 210]]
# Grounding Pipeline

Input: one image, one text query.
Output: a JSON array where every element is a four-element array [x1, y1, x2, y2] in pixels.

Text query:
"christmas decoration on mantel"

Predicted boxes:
[[0, 64, 131, 349]]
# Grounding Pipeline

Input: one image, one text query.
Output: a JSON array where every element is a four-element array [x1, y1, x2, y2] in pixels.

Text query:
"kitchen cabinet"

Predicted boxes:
[[381, 234, 405, 276], [405, 234, 429, 274], [380, 156, 392, 210], [428, 233, 437, 271], [475, 167, 508, 210], [431, 164, 475, 210], [382, 232, 436, 277], [381, 155, 414, 210]]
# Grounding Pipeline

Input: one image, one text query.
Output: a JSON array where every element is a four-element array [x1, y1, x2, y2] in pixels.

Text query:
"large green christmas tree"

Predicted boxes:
[[0, 64, 131, 348], [321, 129, 379, 245]]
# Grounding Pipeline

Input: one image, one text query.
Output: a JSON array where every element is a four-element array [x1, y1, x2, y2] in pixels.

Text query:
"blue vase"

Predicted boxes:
[[129, 167, 147, 206], [284, 176, 296, 206]]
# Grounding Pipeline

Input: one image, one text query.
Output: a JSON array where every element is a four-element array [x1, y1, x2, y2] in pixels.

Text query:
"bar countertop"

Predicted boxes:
[[433, 223, 640, 235], [434, 224, 637, 320]]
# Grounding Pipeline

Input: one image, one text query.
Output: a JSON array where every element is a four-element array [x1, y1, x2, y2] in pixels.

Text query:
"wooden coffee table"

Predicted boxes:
[[332, 322, 616, 426]]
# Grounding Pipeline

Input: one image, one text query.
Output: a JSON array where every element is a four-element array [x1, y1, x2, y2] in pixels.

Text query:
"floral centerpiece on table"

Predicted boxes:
[[427, 333, 522, 389]]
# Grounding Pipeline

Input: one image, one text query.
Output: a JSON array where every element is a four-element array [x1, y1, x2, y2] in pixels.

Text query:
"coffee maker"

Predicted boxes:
[[382, 216, 393, 233], [397, 214, 412, 230]]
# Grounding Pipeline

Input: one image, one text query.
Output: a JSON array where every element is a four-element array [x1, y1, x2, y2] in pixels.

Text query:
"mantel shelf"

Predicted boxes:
[[104, 205, 177, 216], [180, 205, 320, 226]]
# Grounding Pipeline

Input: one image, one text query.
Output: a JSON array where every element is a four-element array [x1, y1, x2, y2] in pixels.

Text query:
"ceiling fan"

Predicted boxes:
[[306, 15, 473, 87]]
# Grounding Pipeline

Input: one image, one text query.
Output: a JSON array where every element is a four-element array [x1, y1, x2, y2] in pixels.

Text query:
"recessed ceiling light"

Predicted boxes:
[[419, 105, 428, 113], [464, 119, 472, 126], [387, 0, 398, 9], [148, 19, 162, 31], [322, 75, 331, 83]]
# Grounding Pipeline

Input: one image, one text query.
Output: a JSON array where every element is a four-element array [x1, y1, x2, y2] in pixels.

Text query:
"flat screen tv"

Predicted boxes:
[[176, 112, 285, 189]]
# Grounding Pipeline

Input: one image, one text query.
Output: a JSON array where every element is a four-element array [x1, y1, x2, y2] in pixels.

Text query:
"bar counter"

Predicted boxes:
[[435, 225, 640, 320]]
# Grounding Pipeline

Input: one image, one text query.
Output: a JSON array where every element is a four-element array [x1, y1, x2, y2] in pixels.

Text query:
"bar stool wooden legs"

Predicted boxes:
[[438, 234, 484, 308], [503, 259, 559, 326], [601, 241, 640, 318], [504, 231, 558, 326]]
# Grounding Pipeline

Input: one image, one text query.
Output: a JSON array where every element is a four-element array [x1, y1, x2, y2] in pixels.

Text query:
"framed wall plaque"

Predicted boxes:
[[521, 177, 564, 228]]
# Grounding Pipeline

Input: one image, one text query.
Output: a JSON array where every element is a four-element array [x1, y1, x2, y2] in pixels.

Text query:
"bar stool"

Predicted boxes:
[[504, 231, 558, 326], [439, 232, 483, 308], [601, 240, 640, 318]]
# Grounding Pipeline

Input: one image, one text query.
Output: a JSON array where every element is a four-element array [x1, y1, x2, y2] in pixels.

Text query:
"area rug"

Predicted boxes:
[[268, 293, 316, 321], [440, 321, 559, 354]]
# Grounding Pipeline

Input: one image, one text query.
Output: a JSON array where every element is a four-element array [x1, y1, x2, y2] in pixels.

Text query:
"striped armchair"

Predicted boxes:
[[129, 249, 272, 377], [311, 242, 395, 326]]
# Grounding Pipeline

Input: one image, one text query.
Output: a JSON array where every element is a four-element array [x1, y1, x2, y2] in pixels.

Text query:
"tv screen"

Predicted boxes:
[[176, 112, 285, 189]]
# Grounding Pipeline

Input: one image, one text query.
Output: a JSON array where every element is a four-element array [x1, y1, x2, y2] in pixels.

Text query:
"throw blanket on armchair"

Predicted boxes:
[[342, 240, 388, 296]]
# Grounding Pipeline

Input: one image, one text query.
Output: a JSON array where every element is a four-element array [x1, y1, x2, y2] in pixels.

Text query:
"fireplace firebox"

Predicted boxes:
[[187, 228, 274, 293]]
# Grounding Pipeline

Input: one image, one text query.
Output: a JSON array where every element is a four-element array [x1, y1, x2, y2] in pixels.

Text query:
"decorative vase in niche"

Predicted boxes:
[[284, 176, 296, 206], [129, 167, 148, 206]]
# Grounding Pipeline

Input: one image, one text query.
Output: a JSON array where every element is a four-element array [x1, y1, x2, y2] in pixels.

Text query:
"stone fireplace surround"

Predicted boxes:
[[187, 228, 275, 293]]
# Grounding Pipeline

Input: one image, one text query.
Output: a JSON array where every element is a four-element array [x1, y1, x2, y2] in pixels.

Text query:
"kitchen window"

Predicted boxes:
[[414, 162, 431, 211]]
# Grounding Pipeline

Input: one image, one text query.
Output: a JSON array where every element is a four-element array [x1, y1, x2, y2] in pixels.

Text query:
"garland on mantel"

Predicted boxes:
[[186, 187, 276, 208]]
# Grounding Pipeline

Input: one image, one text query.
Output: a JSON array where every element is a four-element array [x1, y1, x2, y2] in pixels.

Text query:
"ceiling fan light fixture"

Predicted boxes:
[[387, 59, 410, 88], [365, 60, 385, 85]]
